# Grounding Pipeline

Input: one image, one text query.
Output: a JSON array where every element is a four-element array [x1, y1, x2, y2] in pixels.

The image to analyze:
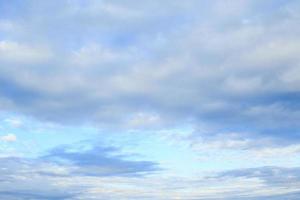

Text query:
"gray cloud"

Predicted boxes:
[[42, 144, 160, 177], [0, 157, 79, 200], [1, 1, 300, 199], [0, 155, 299, 199], [209, 166, 300, 200], [0, 142, 160, 200], [0, 191, 75, 200], [0, 0, 299, 141], [216, 166, 300, 185]]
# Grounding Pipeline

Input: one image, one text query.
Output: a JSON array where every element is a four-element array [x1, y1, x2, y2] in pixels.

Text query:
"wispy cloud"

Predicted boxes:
[[0, 134, 17, 142]]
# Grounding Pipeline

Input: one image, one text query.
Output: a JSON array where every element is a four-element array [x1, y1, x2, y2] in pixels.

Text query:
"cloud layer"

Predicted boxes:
[[0, 0, 300, 199], [1, 155, 299, 200], [0, 0, 299, 139]]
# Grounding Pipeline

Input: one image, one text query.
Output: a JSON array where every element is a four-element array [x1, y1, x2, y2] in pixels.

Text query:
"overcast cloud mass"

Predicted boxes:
[[0, 0, 300, 199]]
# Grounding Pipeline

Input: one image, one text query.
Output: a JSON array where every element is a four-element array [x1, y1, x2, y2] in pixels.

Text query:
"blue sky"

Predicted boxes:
[[0, 0, 300, 199]]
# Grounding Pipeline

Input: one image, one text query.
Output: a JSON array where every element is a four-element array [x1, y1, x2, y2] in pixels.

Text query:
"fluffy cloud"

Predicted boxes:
[[0, 0, 299, 138], [0, 134, 17, 142], [0, 41, 52, 64]]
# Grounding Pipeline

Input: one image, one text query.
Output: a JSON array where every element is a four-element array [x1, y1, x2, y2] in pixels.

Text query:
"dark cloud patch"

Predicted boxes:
[[0, 143, 160, 199], [42, 144, 160, 177], [0, 76, 42, 106]]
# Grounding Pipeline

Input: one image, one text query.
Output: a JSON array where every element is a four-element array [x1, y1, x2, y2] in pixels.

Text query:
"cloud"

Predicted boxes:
[[0, 20, 15, 32], [0, 134, 17, 142], [0, 40, 52, 64], [0, 1, 299, 199], [4, 118, 23, 128], [0, 142, 159, 199], [0, 191, 75, 200], [216, 166, 300, 184], [0, 157, 78, 200], [0, 0, 298, 141], [1, 154, 299, 200], [75, 166, 300, 200], [42, 144, 160, 177]]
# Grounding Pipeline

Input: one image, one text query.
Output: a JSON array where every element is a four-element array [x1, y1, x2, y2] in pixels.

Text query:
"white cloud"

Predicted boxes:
[[70, 44, 126, 67], [0, 41, 52, 64], [0, 20, 15, 32], [4, 118, 23, 128], [0, 134, 17, 142], [127, 112, 161, 129]]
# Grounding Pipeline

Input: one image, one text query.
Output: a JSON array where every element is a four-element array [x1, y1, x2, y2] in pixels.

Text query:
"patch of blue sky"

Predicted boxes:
[[0, 112, 99, 157]]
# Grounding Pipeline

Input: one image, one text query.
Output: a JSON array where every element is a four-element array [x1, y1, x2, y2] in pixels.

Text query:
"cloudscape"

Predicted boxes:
[[0, 0, 300, 199]]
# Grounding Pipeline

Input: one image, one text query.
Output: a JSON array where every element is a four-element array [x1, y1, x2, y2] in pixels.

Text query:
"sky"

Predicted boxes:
[[0, 0, 300, 199]]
